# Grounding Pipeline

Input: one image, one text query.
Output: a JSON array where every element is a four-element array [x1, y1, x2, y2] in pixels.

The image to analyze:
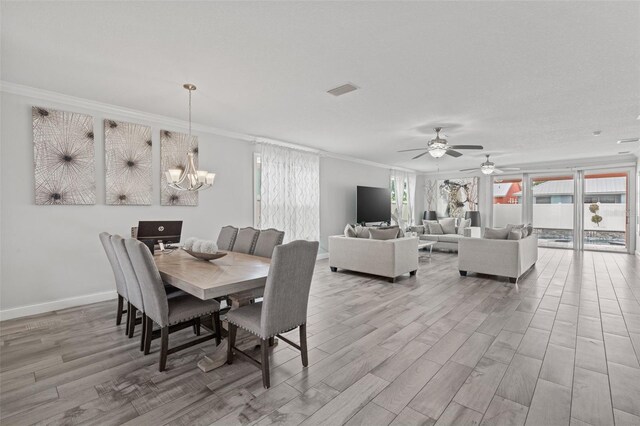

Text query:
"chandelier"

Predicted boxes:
[[165, 84, 216, 191]]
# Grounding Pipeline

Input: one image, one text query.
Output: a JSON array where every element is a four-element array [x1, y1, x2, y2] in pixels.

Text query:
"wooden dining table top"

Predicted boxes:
[[154, 249, 271, 300]]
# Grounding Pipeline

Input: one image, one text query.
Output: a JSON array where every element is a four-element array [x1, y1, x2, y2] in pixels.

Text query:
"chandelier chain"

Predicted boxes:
[[188, 87, 192, 138]]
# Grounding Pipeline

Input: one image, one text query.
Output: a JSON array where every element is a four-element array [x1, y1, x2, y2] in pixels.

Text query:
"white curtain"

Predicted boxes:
[[258, 142, 319, 242], [390, 169, 407, 228], [390, 170, 417, 228], [407, 173, 417, 226]]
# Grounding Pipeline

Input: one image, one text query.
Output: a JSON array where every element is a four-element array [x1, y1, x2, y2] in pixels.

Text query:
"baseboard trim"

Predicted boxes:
[[317, 253, 329, 260], [0, 291, 117, 321]]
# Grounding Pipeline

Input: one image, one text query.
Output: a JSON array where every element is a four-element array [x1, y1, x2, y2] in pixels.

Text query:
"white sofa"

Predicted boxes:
[[328, 235, 419, 282], [458, 235, 538, 283], [410, 224, 472, 252], [419, 228, 471, 252]]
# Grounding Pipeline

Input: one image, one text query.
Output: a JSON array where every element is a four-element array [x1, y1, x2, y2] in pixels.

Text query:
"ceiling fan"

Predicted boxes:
[[398, 127, 484, 160], [460, 154, 520, 175]]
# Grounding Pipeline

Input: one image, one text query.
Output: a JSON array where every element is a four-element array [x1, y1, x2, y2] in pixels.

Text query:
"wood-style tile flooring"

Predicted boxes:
[[1, 248, 639, 425]]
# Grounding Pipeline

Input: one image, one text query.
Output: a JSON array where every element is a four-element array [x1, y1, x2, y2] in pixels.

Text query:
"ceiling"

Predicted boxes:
[[2, 1, 639, 172]]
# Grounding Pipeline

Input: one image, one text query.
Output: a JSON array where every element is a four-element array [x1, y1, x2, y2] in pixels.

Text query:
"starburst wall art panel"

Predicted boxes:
[[104, 120, 152, 205], [160, 130, 198, 206], [33, 107, 96, 205]]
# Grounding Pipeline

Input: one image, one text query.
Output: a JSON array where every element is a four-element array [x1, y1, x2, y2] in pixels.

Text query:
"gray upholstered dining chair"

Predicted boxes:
[[99, 232, 128, 328], [232, 227, 260, 254], [226, 240, 319, 388], [253, 228, 285, 258], [216, 225, 239, 251], [124, 238, 222, 371], [111, 235, 146, 340]]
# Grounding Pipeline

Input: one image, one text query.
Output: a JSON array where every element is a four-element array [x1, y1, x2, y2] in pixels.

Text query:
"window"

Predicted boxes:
[[584, 194, 622, 204], [254, 143, 320, 242]]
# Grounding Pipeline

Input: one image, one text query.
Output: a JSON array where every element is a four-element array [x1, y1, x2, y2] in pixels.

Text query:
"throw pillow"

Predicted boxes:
[[380, 225, 402, 238], [439, 217, 456, 234], [506, 223, 527, 238], [525, 223, 533, 237], [483, 227, 510, 239], [409, 225, 425, 235], [344, 224, 357, 238], [508, 230, 523, 240], [355, 225, 370, 239], [457, 218, 471, 235], [369, 227, 399, 240], [428, 222, 444, 235]]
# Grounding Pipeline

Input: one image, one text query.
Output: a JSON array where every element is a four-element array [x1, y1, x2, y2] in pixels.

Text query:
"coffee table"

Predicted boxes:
[[418, 240, 436, 258]]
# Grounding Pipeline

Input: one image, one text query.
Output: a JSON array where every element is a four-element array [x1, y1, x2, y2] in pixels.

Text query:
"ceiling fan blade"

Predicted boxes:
[[449, 145, 484, 150], [412, 151, 430, 160], [493, 169, 505, 174], [459, 167, 479, 172], [498, 167, 521, 171], [445, 150, 463, 158], [398, 148, 428, 153]]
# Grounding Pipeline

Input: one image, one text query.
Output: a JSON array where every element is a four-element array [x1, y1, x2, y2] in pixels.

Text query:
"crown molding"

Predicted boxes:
[[1, 80, 419, 174], [0, 81, 254, 142], [321, 152, 417, 174], [419, 155, 638, 177]]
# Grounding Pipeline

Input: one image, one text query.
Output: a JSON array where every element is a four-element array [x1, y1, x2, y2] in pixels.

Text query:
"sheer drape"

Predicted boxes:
[[258, 142, 319, 242], [390, 170, 417, 228], [407, 173, 416, 226]]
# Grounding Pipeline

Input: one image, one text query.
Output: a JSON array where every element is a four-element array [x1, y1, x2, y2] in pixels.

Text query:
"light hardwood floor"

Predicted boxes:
[[1, 248, 639, 425]]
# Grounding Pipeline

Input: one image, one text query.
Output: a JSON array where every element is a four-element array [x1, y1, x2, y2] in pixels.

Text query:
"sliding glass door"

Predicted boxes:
[[582, 171, 629, 252], [493, 168, 636, 253], [492, 177, 523, 227], [530, 175, 575, 249]]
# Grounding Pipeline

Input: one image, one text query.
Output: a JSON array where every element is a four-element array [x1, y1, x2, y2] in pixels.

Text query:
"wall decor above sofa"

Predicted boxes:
[[33, 107, 96, 205], [104, 119, 152, 205], [160, 130, 199, 206], [437, 177, 478, 218]]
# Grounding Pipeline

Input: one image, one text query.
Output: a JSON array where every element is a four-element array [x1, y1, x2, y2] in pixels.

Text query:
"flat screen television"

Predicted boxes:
[[357, 186, 391, 224]]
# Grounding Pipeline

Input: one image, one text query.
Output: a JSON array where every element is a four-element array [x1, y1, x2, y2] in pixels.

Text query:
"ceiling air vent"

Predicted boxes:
[[327, 83, 358, 97], [617, 138, 639, 144]]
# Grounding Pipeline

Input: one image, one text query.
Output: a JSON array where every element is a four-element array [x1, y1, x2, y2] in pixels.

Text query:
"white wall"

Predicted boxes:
[[319, 156, 390, 253], [1, 92, 255, 318]]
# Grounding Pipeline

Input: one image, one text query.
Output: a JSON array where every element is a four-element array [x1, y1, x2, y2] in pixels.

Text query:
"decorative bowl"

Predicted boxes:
[[182, 248, 228, 261]]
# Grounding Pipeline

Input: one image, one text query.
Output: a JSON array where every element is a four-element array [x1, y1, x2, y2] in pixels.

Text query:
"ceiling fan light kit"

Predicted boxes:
[[460, 154, 520, 175], [399, 127, 484, 161], [428, 141, 447, 158]]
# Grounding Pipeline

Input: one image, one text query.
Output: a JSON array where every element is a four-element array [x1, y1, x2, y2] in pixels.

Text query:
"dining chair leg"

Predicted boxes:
[[213, 312, 222, 346], [140, 314, 147, 351], [159, 326, 169, 372], [268, 337, 275, 346], [193, 317, 201, 336], [144, 316, 153, 355], [260, 339, 271, 389], [128, 305, 137, 338], [227, 323, 237, 364], [125, 302, 132, 335], [116, 294, 124, 326], [299, 323, 309, 367]]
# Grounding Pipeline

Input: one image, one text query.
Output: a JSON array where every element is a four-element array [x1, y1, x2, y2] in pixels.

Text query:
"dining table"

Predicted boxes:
[[154, 248, 271, 372]]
